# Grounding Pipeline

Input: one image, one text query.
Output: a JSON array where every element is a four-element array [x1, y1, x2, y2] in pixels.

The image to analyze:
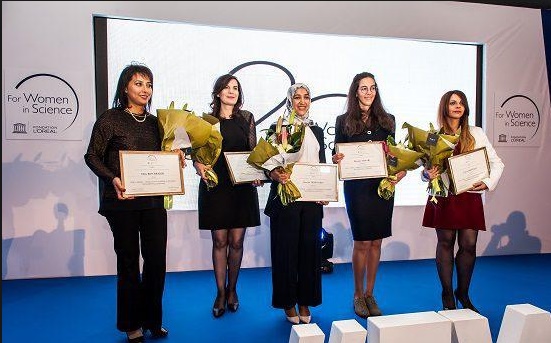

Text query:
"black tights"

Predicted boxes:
[[211, 228, 246, 306], [435, 229, 478, 298]]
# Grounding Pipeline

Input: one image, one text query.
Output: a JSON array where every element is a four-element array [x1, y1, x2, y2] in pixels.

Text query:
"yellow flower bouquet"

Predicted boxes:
[[157, 102, 223, 207], [402, 122, 460, 202], [247, 110, 306, 206], [377, 135, 424, 200]]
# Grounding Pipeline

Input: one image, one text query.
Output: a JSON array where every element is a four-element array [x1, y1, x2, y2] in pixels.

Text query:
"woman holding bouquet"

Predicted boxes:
[[332, 72, 406, 318], [193, 74, 261, 318], [265, 83, 327, 324], [422, 90, 504, 312], [85, 64, 181, 342]]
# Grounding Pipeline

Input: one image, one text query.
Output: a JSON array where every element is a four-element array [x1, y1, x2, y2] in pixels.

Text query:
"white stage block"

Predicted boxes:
[[496, 303, 551, 343], [367, 311, 452, 343], [328, 319, 367, 343], [289, 323, 325, 343], [438, 309, 492, 343]]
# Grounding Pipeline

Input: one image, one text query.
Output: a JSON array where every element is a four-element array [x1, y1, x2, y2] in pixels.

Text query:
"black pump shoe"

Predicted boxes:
[[126, 333, 144, 343], [226, 289, 239, 312], [213, 294, 226, 318], [442, 292, 457, 310], [454, 290, 479, 313], [144, 327, 169, 339]]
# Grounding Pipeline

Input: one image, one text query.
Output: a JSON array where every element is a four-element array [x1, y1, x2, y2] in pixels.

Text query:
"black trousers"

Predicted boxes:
[[270, 201, 322, 309], [105, 208, 167, 332]]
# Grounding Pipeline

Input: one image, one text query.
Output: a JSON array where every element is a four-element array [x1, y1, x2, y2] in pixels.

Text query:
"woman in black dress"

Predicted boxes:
[[193, 74, 261, 318], [332, 72, 406, 318], [265, 83, 327, 324], [422, 90, 504, 312]]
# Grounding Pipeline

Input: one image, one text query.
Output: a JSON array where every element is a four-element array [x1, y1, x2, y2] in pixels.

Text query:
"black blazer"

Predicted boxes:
[[264, 124, 326, 218]]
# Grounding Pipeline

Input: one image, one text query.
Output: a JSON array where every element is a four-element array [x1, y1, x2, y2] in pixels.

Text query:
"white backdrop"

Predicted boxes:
[[105, 17, 478, 209], [2, 1, 550, 279]]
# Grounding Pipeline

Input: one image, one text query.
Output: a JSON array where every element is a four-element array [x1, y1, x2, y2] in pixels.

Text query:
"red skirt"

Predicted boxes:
[[422, 192, 486, 230]]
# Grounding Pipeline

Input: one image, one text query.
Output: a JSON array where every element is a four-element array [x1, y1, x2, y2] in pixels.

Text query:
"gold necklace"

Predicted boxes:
[[124, 108, 147, 123]]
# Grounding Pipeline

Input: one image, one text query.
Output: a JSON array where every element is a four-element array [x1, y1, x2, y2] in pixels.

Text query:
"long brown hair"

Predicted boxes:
[[343, 72, 394, 136], [210, 74, 244, 119], [437, 90, 474, 153]]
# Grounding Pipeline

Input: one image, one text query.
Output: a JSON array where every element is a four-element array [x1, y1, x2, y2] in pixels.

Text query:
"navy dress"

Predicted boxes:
[[334, 113, 395, 241]]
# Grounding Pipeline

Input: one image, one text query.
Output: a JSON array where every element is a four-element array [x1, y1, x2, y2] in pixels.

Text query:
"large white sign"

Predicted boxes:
[[106, 18, 479, 209], [493, 92, 542, 147], [3, 69, 83, 140]]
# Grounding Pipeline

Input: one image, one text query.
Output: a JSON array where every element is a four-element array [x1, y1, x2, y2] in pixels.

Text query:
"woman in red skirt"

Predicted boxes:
[[422, 90, 504, 313]]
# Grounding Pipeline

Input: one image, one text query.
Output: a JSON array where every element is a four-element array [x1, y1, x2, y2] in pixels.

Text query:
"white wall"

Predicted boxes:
[[2, 1, 550, 279]]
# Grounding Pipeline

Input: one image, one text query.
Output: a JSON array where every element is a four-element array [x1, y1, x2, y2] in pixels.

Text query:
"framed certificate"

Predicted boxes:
[[119, 150, 185, 196], [291, 163, 338, 202], [447, 147, 490, 195], [224, 151, 269, 185], [335, 142, 388, 180]]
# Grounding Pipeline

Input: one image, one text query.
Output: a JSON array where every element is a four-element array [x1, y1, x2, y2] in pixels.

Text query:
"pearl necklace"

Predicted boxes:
[[124, 108, 147, 123]]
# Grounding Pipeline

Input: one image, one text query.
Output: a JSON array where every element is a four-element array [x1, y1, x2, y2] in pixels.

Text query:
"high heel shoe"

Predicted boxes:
[[298, 305, 311, 324], [284, 306, 300, 324], [126, 335, 144, 343], [144, 326, 169, 339], [454, 290, 479, 313], [226, 288, 239, 312], [441, 292, 457, 310], [212, 293, 226, 318], [126, 329, 144, 343]]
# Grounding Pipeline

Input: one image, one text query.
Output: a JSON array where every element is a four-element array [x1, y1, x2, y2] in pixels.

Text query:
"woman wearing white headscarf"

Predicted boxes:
[[265, 83, 327, 324]]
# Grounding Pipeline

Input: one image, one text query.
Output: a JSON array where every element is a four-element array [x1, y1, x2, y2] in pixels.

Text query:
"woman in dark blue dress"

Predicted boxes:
[[332, 72, 406, 318]]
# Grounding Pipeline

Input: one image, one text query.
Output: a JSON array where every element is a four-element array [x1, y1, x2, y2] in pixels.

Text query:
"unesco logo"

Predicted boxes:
[[12, 123, 27, 134]]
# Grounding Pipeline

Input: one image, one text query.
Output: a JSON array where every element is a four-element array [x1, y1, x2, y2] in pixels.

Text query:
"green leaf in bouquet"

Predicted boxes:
[[192, 130, 222, 190], [402, 122, 431, 151], [377, 175, 398, 200], [201, 113, 220, 126], [247, 138, 280, 169], [287, 128, 305, 153], [157, 101, 195, 151], [388, 145, 424, 175], [277, 164, 301, 206]]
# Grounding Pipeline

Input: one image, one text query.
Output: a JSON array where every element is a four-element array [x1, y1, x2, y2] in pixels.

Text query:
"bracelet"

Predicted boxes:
[[422, 170, 430, 179]]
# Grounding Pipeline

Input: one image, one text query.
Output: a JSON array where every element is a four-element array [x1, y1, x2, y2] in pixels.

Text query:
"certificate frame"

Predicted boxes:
[[119, 150, 184, 196], [447, 147, 490, 195], [224, 151, 269, 185], [335, 142, 388, 180], [291, 163, 338, 202]]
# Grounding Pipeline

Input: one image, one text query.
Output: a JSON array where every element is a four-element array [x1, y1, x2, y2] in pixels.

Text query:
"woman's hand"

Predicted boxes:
[[193, 161, 210, 183], [332, 152, 344, 164], [390, 170, 407, 185], [269, 167, 289, 184], [252, 179, 264, 187], [423, 166, 439, 180], [471, 181, 488, 191], [112, 177, 134, 200], [173, 149, 187, 169]]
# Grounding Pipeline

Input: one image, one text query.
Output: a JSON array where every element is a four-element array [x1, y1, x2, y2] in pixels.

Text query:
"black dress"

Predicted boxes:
[[198, 110, 260, 230], [334, 113, 395, 241]]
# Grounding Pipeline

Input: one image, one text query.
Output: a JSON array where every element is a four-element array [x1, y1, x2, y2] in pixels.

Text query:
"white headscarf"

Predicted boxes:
[[284, 83, 320, 163], [286, 83, 313, 126]]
